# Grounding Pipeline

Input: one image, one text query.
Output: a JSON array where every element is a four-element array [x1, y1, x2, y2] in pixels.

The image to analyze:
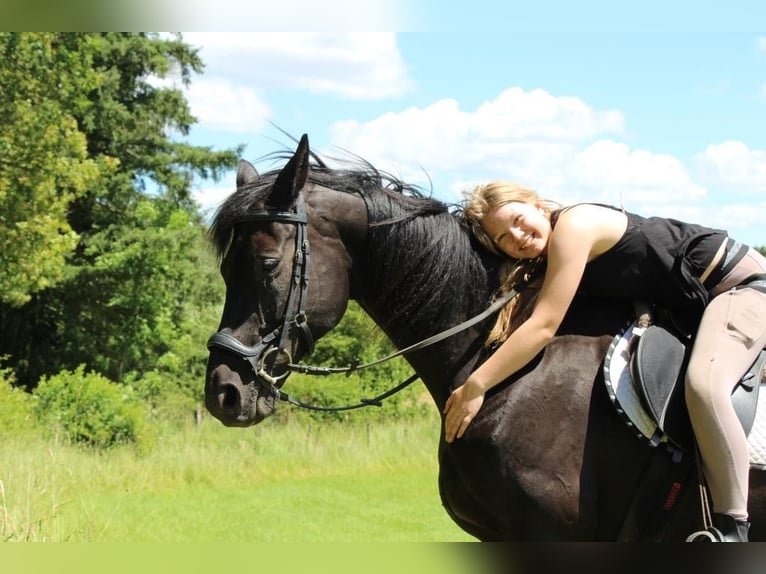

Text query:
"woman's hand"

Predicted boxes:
[[444, 380, 485, 443]]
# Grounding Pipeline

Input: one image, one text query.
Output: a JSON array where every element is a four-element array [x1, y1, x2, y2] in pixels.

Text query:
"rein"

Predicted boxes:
[[278, 288, 516, 412], [287, 289, 516, 377]]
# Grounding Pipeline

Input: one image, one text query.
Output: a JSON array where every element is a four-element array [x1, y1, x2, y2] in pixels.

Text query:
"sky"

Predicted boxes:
[[171, 2, 766, 246]]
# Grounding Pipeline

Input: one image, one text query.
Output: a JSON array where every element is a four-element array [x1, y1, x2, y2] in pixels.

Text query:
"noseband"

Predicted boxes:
[[206, 189, 314, 388]]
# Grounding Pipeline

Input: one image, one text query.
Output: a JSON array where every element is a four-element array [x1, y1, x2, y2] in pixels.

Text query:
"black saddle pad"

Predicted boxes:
[[629, 324, 765, 452], [630, 324, 693, 451]]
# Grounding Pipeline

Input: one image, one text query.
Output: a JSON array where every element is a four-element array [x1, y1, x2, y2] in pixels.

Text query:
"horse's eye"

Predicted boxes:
[[259, 257, 281, 274]]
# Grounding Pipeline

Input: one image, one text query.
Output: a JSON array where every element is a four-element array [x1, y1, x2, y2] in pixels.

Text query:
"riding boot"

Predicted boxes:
[[711, 513, 750, 542]]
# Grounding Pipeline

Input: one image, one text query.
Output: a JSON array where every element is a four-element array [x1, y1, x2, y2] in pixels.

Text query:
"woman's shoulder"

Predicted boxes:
[[555, 203, 626, 227], [552, 203, 629, 255], [558, 202, 624, 214]]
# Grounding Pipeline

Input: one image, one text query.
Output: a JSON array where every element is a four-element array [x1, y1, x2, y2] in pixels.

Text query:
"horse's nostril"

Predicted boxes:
[[218, 383, 241, 414]]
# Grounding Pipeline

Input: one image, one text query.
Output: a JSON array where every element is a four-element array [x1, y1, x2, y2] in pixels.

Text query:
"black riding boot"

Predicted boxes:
[[711, 513, 750, 542]]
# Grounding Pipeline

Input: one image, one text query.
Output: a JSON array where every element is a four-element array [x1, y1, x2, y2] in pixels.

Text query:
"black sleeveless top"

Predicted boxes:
[[551, 204, 729, 335]]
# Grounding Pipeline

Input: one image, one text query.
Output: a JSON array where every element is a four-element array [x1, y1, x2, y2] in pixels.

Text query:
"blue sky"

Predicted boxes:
[[172, 3, 766, 246]]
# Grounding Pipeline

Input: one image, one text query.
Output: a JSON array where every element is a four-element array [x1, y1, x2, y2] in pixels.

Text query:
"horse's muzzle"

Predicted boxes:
[[205, 363, 278, 426]]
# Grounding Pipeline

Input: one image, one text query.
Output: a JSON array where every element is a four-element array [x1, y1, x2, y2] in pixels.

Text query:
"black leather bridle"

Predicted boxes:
[[206, 188, 314, 389]]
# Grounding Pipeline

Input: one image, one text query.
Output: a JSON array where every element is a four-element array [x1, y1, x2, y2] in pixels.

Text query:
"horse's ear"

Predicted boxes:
[[269, 133, 310, 209], [236, 160, 259, 188]]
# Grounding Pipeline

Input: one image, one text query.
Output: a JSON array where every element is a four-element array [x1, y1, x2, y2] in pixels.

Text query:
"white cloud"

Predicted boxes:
[[566, 140, 707, 204], [327, 86, 766, 241], [329, 87, 625, 186], [178, 32, 412, 134], [169, 0, 413, 31], [186, 80, 271, 133], [193, 183, 235, 220], [695, 141, 766, 194], [473, 88, 624, 141], [708, 202, 766, 231], [183, 32, 412, 101]]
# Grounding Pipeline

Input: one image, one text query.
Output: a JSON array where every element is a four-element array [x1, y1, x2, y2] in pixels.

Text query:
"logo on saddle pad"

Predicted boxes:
[[604, 322, 766, 468]]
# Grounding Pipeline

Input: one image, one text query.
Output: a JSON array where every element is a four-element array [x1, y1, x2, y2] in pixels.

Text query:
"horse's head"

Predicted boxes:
[[204, 134, 367, 426]]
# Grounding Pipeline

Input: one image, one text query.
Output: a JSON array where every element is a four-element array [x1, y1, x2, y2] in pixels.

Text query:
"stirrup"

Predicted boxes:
[[686, 514, 750, 542], [686, 527, 725, 542]]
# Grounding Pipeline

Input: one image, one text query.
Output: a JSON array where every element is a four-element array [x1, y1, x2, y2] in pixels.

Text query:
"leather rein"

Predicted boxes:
[[207, 188, 515, 412]]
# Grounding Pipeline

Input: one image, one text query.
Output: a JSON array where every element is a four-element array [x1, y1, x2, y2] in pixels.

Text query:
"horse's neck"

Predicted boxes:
[[359, 294, 488, 408], [353, 217, 497, 407]]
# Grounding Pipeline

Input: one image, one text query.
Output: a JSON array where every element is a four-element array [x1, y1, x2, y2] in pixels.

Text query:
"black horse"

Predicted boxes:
[[204, 134, 766, 541]]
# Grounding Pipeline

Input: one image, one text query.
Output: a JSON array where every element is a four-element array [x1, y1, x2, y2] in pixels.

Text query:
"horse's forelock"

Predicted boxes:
[[208, 173, 278, 260]]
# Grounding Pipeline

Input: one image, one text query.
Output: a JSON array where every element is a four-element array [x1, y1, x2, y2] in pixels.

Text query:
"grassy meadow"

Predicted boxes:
[[0, 410, 475, 542]]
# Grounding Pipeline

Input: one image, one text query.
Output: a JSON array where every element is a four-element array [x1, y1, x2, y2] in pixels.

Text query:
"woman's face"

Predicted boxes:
[[482, 201, 551, 260]]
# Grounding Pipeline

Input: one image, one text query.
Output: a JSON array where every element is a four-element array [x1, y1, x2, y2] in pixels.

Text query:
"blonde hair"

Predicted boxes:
[[460, 181, 560, 347]]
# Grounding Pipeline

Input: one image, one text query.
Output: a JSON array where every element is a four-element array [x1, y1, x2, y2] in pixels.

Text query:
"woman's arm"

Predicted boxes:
[[444, 206, 609, 442]]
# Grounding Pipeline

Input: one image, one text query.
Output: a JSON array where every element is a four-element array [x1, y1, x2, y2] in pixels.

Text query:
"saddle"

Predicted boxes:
[[604, 319, 766, 455], [604, 317, 766, 540]]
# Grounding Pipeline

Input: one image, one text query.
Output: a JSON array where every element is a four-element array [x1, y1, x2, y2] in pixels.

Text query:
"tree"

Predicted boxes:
[[0, 33, 240, 390], [0, 33, 105, 306]]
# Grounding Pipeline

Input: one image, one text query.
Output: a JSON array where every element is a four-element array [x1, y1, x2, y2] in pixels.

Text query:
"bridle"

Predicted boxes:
[[207, 186, 518, 412], [207, 188, 313, 390]]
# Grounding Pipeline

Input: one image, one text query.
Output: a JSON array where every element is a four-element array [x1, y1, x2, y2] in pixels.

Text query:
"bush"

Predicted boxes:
[[0, 365, 35, 435], [127, 369, 202, 431], [33, 365, 147, 448]]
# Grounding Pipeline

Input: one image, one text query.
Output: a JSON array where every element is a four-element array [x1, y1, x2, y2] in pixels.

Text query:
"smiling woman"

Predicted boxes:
[[455, 176, 766, 542], [482, 197, 552, 259]]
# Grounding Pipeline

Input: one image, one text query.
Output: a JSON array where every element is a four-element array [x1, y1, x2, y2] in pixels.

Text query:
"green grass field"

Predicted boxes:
[[0, 412, 475, 542]]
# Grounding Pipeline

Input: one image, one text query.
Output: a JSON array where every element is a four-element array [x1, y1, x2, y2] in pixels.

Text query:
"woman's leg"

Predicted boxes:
[[685, 287, 766, 519]]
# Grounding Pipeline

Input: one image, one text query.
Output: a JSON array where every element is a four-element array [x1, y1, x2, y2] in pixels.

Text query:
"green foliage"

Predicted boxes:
[[60, 202, 224, 384], [0, 33, 238, 390], [126, 369, 204, 432], [0, 364, 35, 435], [0, 33, 105, 306], [33, 365, 147, 449]]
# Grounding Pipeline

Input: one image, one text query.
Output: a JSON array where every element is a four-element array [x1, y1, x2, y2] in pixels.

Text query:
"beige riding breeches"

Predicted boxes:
[[686, 247, 766, 520]]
